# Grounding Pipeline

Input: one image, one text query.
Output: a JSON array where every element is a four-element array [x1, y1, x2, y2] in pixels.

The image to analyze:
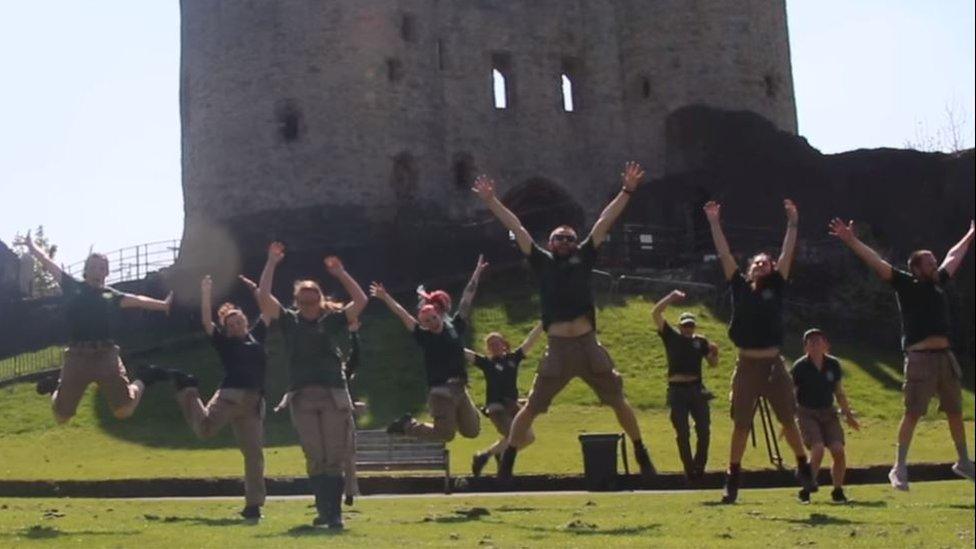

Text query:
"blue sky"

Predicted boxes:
[[1, 1, 973, 265]]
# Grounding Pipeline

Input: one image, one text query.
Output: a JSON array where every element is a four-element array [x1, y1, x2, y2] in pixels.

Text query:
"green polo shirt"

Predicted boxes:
[[278, 308, 347, 390]]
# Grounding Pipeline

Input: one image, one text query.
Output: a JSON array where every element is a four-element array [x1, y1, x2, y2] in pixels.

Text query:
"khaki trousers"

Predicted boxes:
[[177, 387, 266, 506], [289, 385, 355, 476]]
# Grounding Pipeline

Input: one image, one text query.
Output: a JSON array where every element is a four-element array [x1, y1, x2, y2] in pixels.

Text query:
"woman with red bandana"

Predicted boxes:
[[371, 255, 487, 442]]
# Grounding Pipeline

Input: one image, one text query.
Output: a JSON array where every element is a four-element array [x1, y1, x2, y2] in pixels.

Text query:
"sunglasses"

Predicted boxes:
[[551, 234, 577, 243]]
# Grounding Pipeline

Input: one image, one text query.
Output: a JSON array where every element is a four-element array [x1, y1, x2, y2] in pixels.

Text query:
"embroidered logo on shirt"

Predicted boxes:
[[825, 371, 835, 383], [761, 289, 775, 300], [569, 255, 581, 265]]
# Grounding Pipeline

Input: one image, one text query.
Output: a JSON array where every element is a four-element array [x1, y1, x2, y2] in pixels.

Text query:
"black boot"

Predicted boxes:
[[325, 475, 345, 530], [135, 364, 171, 387], [497, 447, 518, 483], [35, 373, 59, 395], [472, 452, 491, 477], [172, 370, 199, 391], [310, 475, 329, 527], [721, 465, 741, 504], [796, 461, 817, 493], [386, 414, 413, 435], [633, 440, 657, 480]]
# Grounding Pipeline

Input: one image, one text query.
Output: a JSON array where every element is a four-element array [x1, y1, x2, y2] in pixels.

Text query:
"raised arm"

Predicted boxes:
[[834, 380, 860, 431], [457, 254, 488, 320], [120, 291, 173, 314], [200, 275, 215, 336], [589, 161, 646, 247], [651, 289, 685, 331], [940, 220, 975, 278], [23, 230, 64, 283], [472, 175, 534, 256], [703, 201, 738, 280], [324, 256, 369, 321], [518, 322, 544, 354], [257, 242, 285, 320], [370, 282, 418, 332], [238, 274, 271, 326], [777, 199, 799, 280], [828, 218, 893, 281]]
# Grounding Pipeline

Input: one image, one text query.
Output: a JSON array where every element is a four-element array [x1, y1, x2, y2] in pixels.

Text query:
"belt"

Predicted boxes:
[[668, 380, 702, 387]]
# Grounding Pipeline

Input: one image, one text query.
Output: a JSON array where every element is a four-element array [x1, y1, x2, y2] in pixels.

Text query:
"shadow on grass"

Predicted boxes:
[[4, 525, 140, 540], [419, 507, 493, 524], [144, 514, 256, 527], [514, 521, 661, 536], [769, 513, 863, 526], [843, 500, 887, 508], [262, 524, 348, 538]]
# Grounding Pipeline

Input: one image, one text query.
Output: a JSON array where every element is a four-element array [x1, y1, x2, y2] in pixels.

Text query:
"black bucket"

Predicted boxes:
[[578, 433, 622, 491]]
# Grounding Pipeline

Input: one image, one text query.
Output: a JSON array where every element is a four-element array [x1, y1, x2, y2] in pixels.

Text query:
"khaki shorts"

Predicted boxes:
[[485, 399, 521, 437], [525, 331, 624, 414], [729, 354, 796, 429], [54, 345, 135, 418], [406, 381, 481, 441], [903, 350, 963, 415], [797, 406, 845, 449]]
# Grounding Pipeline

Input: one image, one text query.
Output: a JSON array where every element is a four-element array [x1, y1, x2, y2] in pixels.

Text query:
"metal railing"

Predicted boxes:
[[0, 346, 62, 383], [63, 239, 180, 286]]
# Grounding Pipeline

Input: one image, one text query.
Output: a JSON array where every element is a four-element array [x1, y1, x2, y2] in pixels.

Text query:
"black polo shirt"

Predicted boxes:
[[210, 319, 267, 391], [727, 269, 785, 349], [61, 275, 125, 343], [413, 315, 468, 387], [658, 322, 710, 379], [473, 348, 525, 405], [791, 355, 842, 409], [889, 268, 952, 349], [527, 238, 598, 330]]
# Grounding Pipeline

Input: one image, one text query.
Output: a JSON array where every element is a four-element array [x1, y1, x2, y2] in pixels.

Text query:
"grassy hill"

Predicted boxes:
[[1, 274, 972, 480]]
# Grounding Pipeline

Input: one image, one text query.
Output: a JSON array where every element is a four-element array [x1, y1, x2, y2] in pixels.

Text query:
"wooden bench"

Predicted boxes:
[[354, 429, 452, 494]]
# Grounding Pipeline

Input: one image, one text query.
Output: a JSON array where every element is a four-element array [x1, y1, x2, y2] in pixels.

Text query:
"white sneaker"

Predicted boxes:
[[888, 465, 909, 491], [951, 460, 975, 482]]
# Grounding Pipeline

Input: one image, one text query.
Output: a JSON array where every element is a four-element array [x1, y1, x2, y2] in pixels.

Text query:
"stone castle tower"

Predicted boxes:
[[178, 0, 796, 277]]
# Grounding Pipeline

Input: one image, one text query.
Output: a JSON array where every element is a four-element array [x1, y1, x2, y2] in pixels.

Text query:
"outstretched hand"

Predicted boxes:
[[620, 161, 646, 192], [784, 199, 798, 224], [201, 275, 213, 293], [703, 201, 721, 222], [827, 218, 856, 242], [369, 282, 388, 300], [324, 256, 345, 276], [163, 291, 174, 315], [844, 411, 861, 431], [471, 175, 497, 202], [473, 254, 489, 274], [267, 241, 285, 264], [667, 289, 687, 302]]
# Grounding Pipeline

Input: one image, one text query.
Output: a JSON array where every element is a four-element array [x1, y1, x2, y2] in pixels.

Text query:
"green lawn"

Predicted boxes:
[[0, 278, 972, 481], [0, 481, 973, 548]]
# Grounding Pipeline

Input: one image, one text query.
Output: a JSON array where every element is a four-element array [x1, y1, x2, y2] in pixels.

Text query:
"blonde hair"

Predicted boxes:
[[293, 279, 344, 312]]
